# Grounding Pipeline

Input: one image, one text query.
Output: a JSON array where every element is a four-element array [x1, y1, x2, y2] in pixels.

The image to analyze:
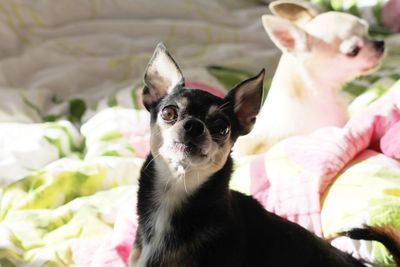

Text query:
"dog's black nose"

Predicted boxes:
[[373, 40, 385, 53], [184, 119, 204, 137]]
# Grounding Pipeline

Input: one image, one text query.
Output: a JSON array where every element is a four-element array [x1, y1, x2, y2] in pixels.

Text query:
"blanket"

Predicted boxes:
[[0, 0, 400, 266]]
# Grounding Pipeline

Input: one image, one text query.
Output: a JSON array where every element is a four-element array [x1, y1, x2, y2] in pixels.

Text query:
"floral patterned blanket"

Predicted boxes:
[[0, 0, 399, 266]]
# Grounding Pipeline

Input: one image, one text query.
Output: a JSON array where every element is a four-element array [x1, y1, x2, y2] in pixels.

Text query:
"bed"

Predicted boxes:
[[0, 0, 399, 266]]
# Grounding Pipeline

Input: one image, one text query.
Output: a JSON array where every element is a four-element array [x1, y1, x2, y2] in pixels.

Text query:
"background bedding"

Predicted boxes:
[[0, 0, 399, 266]]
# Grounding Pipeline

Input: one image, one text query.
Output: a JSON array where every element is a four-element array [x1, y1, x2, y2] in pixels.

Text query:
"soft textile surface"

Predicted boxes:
[[0, 0, 400, 266], [0, 154, 143, 266], [249, 82, 400, 265], [0, 0, 275, 125], [0, 121, 82, 186]]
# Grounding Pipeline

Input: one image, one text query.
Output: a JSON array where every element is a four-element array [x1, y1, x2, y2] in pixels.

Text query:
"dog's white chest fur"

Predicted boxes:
[[133, 190, 176, 266], [133, 160, 206, 267], [135, 201, 173, 267]]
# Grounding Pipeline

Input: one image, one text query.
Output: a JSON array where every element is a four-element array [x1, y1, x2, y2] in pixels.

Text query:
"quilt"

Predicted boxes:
[[0, 0, 399, 266]]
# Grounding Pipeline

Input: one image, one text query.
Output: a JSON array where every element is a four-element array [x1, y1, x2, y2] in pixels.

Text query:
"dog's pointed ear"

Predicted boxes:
[[269, 0, 318, 26], [142, 43, 184, 110], [262, 15, 310, 53], [225, 69, 265, 136]]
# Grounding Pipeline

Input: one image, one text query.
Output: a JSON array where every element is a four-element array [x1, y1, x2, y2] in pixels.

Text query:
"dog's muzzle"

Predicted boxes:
[[172, 118, 208, 157]]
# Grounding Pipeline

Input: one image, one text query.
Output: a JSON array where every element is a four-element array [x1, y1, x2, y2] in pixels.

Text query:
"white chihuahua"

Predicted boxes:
[[234, 0, 385, 156]]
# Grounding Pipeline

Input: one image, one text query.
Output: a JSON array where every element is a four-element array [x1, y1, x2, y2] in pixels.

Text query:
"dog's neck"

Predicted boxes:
[[136, 152, 233, 265], [138, 152, 232, 214], [272, 53, 344, 97], [257, 53, 348, 130]]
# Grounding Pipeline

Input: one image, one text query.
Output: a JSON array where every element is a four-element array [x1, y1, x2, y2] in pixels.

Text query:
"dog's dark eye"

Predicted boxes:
[[219, 126, 230, 136], [161, 106, 178, 122], [210, 118, 230, 137], [346, 46, 361, 57]]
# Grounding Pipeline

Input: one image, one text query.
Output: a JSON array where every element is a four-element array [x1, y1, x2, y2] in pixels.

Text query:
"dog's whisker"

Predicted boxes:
[[164, 178, 171, 192], [182, 158, 193, 195], [212, 136, 227, 142], [154, 129, 162, 137], [183, 173, 189, 194], [232, 99, 246, 112], [143, 152, 161, 171], [150, 128, 162, 138], [217, 101, 232, 112]]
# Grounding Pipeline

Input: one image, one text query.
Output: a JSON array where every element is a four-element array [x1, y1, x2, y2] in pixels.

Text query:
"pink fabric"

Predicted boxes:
[[124, 123, 151, 159], [251, 85, 400, 236], [383, 0, 400, 33], [112, 202, 138, 265], [381, 120, 400, 160], [186, 80, 226, 98], [72, 195, 137, 267]]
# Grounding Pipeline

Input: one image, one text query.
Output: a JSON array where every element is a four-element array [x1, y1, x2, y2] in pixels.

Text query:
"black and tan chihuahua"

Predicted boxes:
[[129, 43, 400, 267]]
